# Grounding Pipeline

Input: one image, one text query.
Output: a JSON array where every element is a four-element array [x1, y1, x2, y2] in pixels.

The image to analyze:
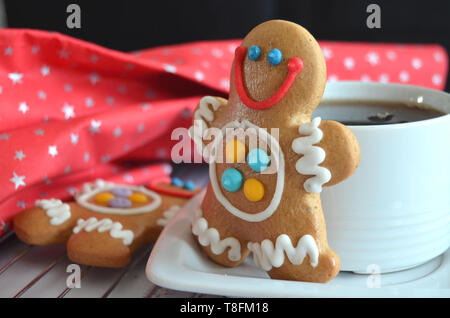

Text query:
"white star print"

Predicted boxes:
[[322, 47, 333, 60], [137, 123, 145, 133], [71, 133, 79, 145], [90, 55, 99, 63], [123, 174, 134, 183], [38, 90, 47, 100], [361, 74, 371, 82], [64, 84, 73, 92], [48, 145, 58, 157], [89, 72, 100, 85], [90, 120, 101, 134], [14, 150, 26, 161], [386, 51, 397, 61], [41, 65, 50, 76], [118, 85, 127, 94], [0, 86, 2, 94], [59, 49, 70, 59], [220, 78, 230, 89], [163, 64, 177, 73], [211, 48, 223, 58], [181, 108, 191, 118], [343, 57, 355, 70], [62, 103, 75, 119], [16, 201, 26, 208], [194, 71, 204, 82], [434, 52, 443, 63], [64, 165, 71, 174], [42, 175, 52, 184], [4, 46, 13, 55], [113, 127, 122, 138], [83, 152, 90, 162], [10, 172, 26, 190], [35, 128, 44, 136], [432, 74, 442, 86], [106, 96, 115, 105], [31, 45, 40, 54], [366, 52, 379, 66], [101, 154, 111, 163], [141, 103, 151, 111], [18, 102, 29, 114], [0, 133, 10, 140], [379, 74, 389, 83], [8, 72, 23, 84], [412, 58, 422, 70], [156, 148, 167, 158], [66, 186, 76, 195], [327, 74, 339, 82], [399, 71, 409, 83], [85, 97, 94, 107]]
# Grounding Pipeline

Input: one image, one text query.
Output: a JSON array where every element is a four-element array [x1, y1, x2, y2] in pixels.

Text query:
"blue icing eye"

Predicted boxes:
[[268, 48, 282, 66], [247, 148, 270, 173], [183, 180, 196, 191], [248, 45, 261, 61], [171, 177, 184, 188], [221, 168, 243, 192]]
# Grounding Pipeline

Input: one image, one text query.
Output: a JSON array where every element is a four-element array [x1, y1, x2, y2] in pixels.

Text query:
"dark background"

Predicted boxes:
[[4, 0, 450, 90]]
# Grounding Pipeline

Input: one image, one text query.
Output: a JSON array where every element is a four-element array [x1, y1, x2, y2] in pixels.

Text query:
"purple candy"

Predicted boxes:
[[108, 197, 132, 208], [110, 187, 133, 197]]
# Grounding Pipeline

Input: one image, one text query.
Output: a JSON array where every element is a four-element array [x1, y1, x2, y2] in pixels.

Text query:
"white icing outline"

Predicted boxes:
[[291, 117, 331, 193], [73, 217, 134, 246], [75, 179, 162, 215], [156, 205, 180, 227], [209, 120, 285, 223], [192, 210, 242, 262], [248, 234, 319, 271], [35, 199, 71, 226], [188, 96, 221, 160]]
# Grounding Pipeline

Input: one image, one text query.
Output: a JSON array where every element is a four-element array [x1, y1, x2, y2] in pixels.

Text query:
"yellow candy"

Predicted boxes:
[[94, 192, 114, 205], [128, 192, 148, 204], [243, 178, 265, 202], [225, 139, 246, 163]]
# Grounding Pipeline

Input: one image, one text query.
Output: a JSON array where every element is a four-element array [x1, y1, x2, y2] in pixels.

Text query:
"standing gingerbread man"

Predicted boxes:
[[189, 20, 360, 283]]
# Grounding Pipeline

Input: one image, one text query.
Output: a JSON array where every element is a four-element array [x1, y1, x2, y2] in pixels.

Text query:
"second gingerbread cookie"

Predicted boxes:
[[189, 20, 360, 283]]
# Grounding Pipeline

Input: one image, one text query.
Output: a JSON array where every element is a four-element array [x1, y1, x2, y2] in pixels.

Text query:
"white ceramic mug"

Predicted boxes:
[[314, 82, 450, 273]]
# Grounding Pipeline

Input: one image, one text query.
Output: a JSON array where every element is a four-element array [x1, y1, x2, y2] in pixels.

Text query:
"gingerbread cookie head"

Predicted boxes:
[[229, 20, 326, 124]]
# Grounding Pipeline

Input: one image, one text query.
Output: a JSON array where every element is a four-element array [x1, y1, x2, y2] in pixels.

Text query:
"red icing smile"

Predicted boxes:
[[234, 46, 303, 110]]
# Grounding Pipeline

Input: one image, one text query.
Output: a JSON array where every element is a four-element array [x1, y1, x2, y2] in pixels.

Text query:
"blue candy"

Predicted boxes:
[[171, 177, 184, 188], [268, 48, 282, 66], [221, 168, 243, 192], [184, 180, 196, 191], [110, 187, 133, 197], [108, 197, 132, 208], [247, 148, 270, 172], [248, 45, 261, 61]]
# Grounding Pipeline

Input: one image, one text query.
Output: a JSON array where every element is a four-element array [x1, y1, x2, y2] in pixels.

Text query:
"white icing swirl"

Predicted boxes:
[[188, 96, 221, 160], [192, 212, 241, 262], [73, 217, 134, 246], [156, 205, 180, 227], [248, 234, 319, 271], [291, 117, 331, 193], [35, 199, 71, 226]]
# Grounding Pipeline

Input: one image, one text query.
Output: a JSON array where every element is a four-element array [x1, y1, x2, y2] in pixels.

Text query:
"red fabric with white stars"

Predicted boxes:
[[0, 29, 447, 237]]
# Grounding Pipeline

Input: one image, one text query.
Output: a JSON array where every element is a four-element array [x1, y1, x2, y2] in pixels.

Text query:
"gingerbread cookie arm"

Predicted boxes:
[[318, 120, 360, 187], [189, 96, 228, 160], [14, 201, 84, 245]]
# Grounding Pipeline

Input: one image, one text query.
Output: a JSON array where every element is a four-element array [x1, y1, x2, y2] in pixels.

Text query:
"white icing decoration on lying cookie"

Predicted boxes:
[[248, 234, 319, 271], [209, 120, 285, 223], [156, 205, 180, 226], [188, 96, 221, 160], [73, 217, 134, 246], [291, 117, 331, 193], [35, 199, 71, 226], [75, 179, 161, 215], [192, 211, 241, 262]]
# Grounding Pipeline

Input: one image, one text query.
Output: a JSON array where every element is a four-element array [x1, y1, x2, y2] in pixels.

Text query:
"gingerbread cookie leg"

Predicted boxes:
[[14, 201, 83, 245], [67, 216, 144, 268]]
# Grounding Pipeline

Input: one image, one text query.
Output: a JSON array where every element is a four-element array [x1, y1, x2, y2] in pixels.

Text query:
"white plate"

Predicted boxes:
[[146, 190, 450, 298]]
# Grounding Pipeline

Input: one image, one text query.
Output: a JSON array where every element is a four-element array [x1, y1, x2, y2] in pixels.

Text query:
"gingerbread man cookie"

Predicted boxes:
[[189, 20, 360, 283], [14, 178, 199, 268]]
